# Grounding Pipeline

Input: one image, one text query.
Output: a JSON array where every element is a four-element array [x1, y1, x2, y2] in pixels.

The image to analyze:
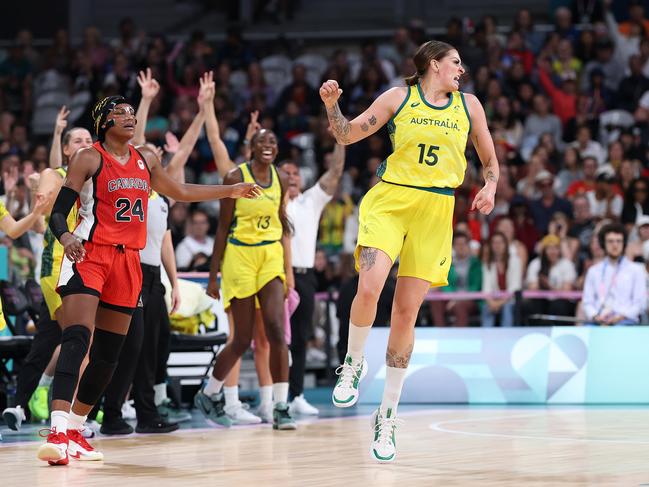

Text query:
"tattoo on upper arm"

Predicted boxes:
[[327, 104, 351, 143], [386, 344, 413, 368], [369, 115, 377, 126], [359, 247, 378, 271], [361, 122, 369, 132]]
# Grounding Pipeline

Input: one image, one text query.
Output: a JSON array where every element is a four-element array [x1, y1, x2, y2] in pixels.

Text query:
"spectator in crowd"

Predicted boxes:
[[567, 194, 596, 264], [174, 208, 214, 271], [566, 155, 598, 198], [525, 234, 578, 322], [431, 232, 482, 327], [522, 93, 563, 151], [529, 170, 573, 234], [587, 166, 623, 219], [625, 215, 649, 261], [481, 231, 523, 327], [555, 146, 582, 196], [582, 223, 647, 325], [569, 125, 606, 164], [621, 176, 649, 227]]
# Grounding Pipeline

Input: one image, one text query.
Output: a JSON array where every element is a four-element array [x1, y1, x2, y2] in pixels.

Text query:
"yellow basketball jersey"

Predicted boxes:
[[229, 163, 282, 245], [41, 167, 79, 281], [377, 84, 471, 189]]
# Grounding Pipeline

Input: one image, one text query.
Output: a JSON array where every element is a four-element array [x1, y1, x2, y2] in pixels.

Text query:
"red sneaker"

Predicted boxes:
[[67, 428, 104, 461], [37, 428, 69, 466]]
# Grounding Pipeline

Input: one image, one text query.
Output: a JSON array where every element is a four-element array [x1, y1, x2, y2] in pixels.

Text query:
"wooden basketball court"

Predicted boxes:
[[3, 406, 649, 486]]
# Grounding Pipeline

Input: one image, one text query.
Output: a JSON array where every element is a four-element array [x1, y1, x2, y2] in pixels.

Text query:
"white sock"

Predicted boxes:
[[50, 410, 69, 433], [223, 386, 239, 407], [68, 410, 87, 431], [347, 322, 372, 363], [259, 385, 273, 406], [38, 374, 53, 387], [380, 366, 407, 417], [14, 405, 25, 420], [272, 382, 289, 405], [203, 375, 224, 396], [154, 383, 167, 406]]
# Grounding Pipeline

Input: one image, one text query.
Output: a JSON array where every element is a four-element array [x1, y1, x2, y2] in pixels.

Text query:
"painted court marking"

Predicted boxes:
[[429, 411, 649, 446]]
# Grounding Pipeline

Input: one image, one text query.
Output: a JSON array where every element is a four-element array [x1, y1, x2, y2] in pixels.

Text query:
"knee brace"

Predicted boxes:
[[51, 325, 91, 402], [76, 328, 126, 406]]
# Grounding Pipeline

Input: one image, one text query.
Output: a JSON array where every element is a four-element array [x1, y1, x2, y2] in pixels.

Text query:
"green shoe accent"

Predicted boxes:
[[95, 409, 104, 425], [158, 399, 192, 423], [371, 448, 395, 461], [272, 402, 297, 430], [194, 391, 232, 427], [28, 386, 50, 421]]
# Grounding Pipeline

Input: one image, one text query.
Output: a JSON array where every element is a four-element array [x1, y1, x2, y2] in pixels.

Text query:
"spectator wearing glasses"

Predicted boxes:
[[582, 223, 647, 325]]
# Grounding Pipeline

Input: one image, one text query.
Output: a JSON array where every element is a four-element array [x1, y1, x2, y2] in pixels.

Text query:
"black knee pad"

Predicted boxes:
[[76, 328, 126, 406], [51, 325, 91, 402]]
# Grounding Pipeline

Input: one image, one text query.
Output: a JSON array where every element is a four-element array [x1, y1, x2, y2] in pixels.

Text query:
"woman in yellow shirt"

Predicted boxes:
[[321, 40, 499, 462]]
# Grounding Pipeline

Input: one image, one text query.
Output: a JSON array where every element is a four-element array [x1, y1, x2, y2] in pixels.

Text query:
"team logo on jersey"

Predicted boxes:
[[137, 159, 145, 170], [410, 102, 420, 108]]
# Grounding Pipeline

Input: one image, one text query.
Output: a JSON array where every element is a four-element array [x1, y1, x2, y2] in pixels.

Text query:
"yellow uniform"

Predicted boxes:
[[221, 162, 285, 309], [41, 167, 78, 318], [356, 84, 471, 286], [0, 200, 8, 330]]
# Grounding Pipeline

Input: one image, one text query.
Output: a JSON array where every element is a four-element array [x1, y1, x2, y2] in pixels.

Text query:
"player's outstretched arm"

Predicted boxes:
[[142, 145, 261, 201], [319, 81, 403, 145], [0, 192, 52, 239], [49, 106, 69, 169], [465, 93, 499, 216]]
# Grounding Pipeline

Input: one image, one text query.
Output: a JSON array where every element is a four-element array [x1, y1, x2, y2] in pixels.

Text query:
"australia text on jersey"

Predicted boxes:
[[409, 117, 460, 130], [107, 177, 150, 193]]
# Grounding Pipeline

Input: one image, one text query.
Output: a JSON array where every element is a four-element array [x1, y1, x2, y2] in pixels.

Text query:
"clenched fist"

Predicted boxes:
[[319, 79, 343, 108]]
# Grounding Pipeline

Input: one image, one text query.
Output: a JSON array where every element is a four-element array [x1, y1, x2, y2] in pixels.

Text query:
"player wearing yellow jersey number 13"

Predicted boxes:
[[199, 129, 298, 431], [320, 40, 499, 462]]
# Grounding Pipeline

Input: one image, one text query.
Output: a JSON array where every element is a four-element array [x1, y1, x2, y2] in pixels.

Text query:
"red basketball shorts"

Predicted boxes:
[[58, 241, 142, 311]]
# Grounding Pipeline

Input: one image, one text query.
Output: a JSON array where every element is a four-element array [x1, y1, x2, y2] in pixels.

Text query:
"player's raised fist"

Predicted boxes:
[[319, 80, 343, 107]]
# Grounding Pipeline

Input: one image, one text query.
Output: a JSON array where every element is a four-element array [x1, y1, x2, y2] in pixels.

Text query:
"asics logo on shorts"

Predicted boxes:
[[440, 257, 446, 266]]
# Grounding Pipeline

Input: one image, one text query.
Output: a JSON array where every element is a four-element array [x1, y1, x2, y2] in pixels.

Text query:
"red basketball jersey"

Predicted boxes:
[[74, 142, 151, 249]]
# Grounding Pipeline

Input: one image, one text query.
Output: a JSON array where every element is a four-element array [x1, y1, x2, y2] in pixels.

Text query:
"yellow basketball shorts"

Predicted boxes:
[[221, 240, 285, 310], [355, 181, 454, 287], [41, 275, 62, 320]]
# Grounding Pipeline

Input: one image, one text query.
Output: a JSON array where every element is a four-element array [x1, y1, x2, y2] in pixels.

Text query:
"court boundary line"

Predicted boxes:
[[429, 411, 649, 445]]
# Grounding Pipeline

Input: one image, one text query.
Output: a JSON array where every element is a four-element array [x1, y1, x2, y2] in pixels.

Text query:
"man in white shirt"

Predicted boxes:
[[582, 223, 647, 325], [280, 144, 345, 415], [175, 209, 214, 270]]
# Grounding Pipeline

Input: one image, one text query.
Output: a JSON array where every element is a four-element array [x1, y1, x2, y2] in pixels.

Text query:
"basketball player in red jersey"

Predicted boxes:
[[37, 95, 260, 465]]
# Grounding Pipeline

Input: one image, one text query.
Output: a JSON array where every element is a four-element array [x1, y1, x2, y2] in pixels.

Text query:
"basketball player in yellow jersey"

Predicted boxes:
[[320, 40, 499, 462], [196, 128, 297, 430]]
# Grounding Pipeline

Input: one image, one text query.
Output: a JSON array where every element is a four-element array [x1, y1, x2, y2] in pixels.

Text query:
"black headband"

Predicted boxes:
[[91, 95, 128, 141]]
